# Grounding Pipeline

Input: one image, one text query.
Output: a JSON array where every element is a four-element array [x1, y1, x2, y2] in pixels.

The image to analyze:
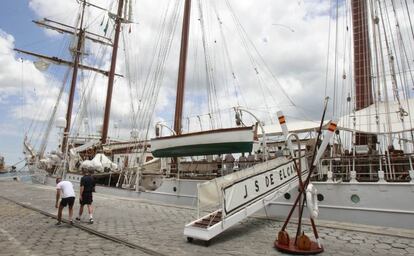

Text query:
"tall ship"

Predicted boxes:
[[18, 0, 414, 234], [20, 0, 154, 186]]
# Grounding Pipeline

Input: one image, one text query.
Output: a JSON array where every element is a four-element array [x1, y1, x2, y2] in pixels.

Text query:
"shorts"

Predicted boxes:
[[60, 197, 75, 208], [80, 192, 93, 205]]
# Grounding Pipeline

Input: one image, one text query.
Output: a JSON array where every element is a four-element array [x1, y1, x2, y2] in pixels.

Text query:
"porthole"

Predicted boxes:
[[173, 186, 177, 192], [317, 193, 324, 202], [284, 193, 291, 200], [351, 194, 360, 204]]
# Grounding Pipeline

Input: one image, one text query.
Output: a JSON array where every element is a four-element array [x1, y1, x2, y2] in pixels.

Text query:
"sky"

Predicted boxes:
[[0, 0, 340, 166]]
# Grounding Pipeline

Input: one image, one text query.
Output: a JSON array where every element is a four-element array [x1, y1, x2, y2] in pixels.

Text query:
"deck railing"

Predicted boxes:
[[315, 153, 414, 182], [167, 159, 264, 179]]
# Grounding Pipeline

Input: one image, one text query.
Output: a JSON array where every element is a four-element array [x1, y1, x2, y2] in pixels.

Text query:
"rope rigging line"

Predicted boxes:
[[376, 0, 394, 138], [224, 0, 297, 108], [390, 0, 414, 101], [332, 0, 340, 117], [381, 0, 402, 104], [25, 9, 81, 151], [38, 67, 72, 157], [370, 0, 383, 136], [211, 1, 247, 110], [222, 0, 275, 124], [56, 6, 89, 143], [122, 30, 139, 129], [69, 17, 114, 140], [339, 1, 351, 120], [402, 0, 414, 41], [197, 0, 222, 129], [131, 0, 181, 143], [324, 0, 334, 106], [55, 0, 118, 143], [140, 5, 181, 139], [389, 0, 414, 138], [24, 30, 75, 145]]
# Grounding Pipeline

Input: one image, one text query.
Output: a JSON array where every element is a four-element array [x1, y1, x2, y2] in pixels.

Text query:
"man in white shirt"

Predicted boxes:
[[55, 177, 76, 225]]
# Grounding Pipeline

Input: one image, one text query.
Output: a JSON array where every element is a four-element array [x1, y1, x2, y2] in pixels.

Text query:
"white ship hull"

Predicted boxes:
[[269, 181, 414, 229], [30, 165, 414, 229]]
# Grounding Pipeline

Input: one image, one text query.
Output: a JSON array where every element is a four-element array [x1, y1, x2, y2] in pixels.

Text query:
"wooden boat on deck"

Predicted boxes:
[[151, 126, 254, 158]]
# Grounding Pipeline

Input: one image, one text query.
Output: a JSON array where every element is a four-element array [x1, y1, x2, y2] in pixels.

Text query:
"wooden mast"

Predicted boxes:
[[101, 0, 125, 145], [61, 1, 87, 153], [173, 0, 192, 135], [351, 0, 376, 147]]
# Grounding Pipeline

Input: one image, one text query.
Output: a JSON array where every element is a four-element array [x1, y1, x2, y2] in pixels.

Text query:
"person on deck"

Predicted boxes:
[[76, 169, 96, 224], [55, 177, 75, 225], [238, 152, 247, 170], [215, 154, 223, 172], [224, 153, 235, 174], [256, 150, 264, 162], [247, 152, 255, 167]]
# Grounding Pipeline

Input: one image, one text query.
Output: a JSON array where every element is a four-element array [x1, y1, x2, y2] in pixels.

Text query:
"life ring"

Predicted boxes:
[[306, 183, 319, 219]]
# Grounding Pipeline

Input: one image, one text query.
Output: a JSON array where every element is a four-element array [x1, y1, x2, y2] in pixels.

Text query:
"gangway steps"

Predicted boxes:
[[192, 211, 222, 229]]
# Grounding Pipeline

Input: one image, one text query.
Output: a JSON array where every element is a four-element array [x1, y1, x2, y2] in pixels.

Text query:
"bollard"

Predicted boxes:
[[378, 170, 385, 183], [409, 170, 414, 183], [350, 171, 357, 183]]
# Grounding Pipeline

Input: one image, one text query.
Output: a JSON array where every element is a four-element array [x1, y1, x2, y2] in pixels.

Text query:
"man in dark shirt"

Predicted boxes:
[[76, 169, 95, 224]]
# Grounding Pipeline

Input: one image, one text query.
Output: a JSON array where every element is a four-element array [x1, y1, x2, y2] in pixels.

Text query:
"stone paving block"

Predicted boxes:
[[1, 182, 414, 256], [375, 243, 392, 249]]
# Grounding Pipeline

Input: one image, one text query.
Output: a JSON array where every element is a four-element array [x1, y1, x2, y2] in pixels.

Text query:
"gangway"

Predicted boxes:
[[184, 157, 307, 243]]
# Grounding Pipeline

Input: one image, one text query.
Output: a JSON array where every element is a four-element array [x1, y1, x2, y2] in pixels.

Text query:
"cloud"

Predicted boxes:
[[2, 0, 344, 146], [0, 29, 63, 119], [1, 0, 413, 166], [0, 27, 69, 163]]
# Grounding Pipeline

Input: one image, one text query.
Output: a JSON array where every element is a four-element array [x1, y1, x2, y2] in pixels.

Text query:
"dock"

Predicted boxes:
[[0, 181, 413, 255]]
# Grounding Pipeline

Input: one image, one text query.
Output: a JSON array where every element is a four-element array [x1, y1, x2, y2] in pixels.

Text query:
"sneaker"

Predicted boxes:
[[89, 218, 94, 224], [55, 221, 62, 226], [75, 217, 81, 221]]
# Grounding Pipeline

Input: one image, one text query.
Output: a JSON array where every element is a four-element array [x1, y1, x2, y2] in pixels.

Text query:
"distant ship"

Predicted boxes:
[[0, 155, 6, 173]]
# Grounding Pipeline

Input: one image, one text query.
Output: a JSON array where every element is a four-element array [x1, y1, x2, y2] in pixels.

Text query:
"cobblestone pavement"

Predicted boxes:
[[1, 181, 414, 256], [0, 198, 150, 256]]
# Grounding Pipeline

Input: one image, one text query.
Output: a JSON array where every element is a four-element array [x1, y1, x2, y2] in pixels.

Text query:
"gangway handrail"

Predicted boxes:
[[184, 157, 308, 242]]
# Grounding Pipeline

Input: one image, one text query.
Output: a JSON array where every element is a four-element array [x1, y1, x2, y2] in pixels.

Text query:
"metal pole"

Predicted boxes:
[[62, 1, 87, 153], [101, 0, 125, 144], [173, 0, 192, 135]]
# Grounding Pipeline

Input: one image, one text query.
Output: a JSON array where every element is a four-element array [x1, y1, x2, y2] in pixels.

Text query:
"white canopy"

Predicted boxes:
[[337, 99, 414, 134], [259, 99, 414, 137]]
